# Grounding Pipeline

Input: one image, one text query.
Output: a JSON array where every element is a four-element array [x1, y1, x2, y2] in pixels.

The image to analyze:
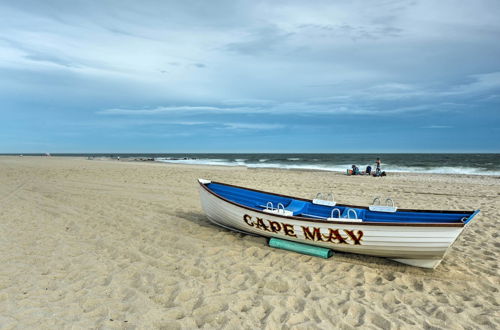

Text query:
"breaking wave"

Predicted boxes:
[[154, 157, 500, 176]]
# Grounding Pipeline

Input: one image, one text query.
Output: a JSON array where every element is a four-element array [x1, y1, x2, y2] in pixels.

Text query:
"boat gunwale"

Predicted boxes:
[[199, 180, 471, 227]]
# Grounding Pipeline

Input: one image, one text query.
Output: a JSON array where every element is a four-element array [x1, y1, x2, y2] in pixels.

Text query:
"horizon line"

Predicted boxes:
[[1, 152, 499, 155]]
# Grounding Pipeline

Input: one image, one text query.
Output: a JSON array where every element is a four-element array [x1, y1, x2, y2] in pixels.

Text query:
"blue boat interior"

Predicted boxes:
[[206, 182, 477, 224]]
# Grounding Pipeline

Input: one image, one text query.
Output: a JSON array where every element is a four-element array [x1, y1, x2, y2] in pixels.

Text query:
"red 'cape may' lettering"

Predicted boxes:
[[255, 217, 269, 231], [323, 229, 348, 244], [344, 229, 364, 245], [242, 214, 363, 245], [302, 226, 323, 241], [268, 221, 282, 233]]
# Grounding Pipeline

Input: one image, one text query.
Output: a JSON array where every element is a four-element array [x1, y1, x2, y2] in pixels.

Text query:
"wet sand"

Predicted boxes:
[[0, 156, 498, 329]]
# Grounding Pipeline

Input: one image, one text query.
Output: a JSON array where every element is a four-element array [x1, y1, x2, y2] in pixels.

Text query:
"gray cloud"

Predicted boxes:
[[1, 1, 500, 123], [421, 125, 452, 129], [97, 101, 437, 116], [23, 52, 79, 68], [220, 123, 285, 131], [97, 72, 500, 117], [224, 25, 294, 55], [298, 23, 404, 41]]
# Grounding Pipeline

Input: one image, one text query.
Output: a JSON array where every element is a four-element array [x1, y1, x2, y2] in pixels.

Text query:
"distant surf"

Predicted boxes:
[[13, 152, 498, 175], [153, 153, 500, 176]]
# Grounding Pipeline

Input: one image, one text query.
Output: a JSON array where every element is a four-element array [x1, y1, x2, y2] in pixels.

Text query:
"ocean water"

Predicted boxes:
[[152, 153, 500, 176], [8, 153, 499, 175]]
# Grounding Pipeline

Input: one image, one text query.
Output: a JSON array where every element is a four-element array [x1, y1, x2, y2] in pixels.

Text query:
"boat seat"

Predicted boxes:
[[285, 200, 308, 214]]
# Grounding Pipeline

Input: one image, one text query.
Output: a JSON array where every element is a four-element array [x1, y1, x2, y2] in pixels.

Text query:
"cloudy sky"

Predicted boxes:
[[1, 0, 499, 153]]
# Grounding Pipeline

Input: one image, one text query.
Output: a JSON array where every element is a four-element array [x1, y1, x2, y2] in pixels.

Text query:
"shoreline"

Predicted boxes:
[[138, 157, 500, 182], [4, 154, 500, 177], [107, 156, 500, 178], [4, 154, 500, 185]]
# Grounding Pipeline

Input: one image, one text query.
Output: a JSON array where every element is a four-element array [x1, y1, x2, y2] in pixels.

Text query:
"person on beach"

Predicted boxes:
[[374, 157, 382, 177], [365, 165, 372, 175]]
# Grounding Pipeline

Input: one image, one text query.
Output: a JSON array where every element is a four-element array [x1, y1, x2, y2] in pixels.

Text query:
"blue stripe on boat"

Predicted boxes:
[[206, 183, 473, 224]]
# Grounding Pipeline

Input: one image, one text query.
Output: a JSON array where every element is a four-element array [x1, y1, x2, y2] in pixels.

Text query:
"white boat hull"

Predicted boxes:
[[199, 182, 467, 268]]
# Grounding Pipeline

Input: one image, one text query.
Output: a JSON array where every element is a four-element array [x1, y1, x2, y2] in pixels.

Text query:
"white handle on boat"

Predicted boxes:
[[313, 192, 336, 206], [347, 208, 358, 219], [330, 208, 341, 219], [266, 202, 274, 210], [372, 197, 381, 205], [385, 198, 395, 207], [277, 203, 285, 214]]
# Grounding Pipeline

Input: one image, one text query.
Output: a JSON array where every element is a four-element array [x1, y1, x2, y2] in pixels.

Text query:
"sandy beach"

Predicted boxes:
[[0, 156, 498, 329]]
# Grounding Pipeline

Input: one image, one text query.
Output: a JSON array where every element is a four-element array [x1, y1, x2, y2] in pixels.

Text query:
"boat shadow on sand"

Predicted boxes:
[[175, 211, 430, 273]]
